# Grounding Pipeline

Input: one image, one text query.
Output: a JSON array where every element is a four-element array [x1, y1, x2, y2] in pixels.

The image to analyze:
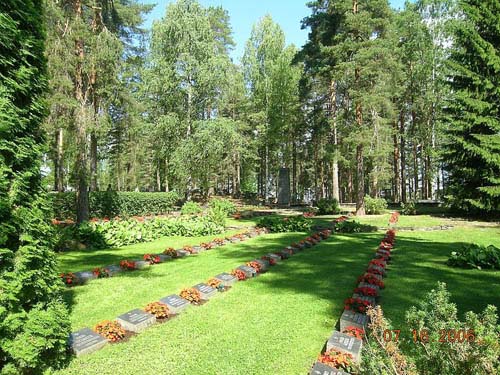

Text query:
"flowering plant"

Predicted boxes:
[[343, 326, 365, 340], [380, 241, 393, 251], [334, 215, 349, 223], [119, 260, 136, 270], [318, 349, 354, 372], [358, 274, 385, 288], [231, 269, 246, 280], [144, 302, 170, 319], [344, 297, 372, 313], [143, 253, 161, 264], [247, 261, 262, 273], [303, 211, 315, 218], [389, 211, 400, 224], [354, 286, 378, 297], [232, 212, 242, 219], [201, 242, 213, 250], [235, 233, 246, 241], [369, 259, 386, 268], [60, 272, 76, 286], [207, 278, 224, 291], [366, 267, 384, 276], [213, 238, 224, 245], [94, 320, 126, 342], [180, 288, 202, 303], [163, 247, 177, 258], [183, 245, 195, 254], [92, 267, 110, 278]]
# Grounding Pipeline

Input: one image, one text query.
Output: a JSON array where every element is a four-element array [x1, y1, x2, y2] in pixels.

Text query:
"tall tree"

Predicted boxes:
[[444, 0, 500, 214], [0, 1, 70, 372]]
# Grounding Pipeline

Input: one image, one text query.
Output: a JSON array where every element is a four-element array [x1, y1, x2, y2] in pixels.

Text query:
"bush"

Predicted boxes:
[[447, 244, 500, 270], [405, 282, 500, 375], [401, 201, 417, 215], [209, 198, 236, 216], [316, 198, 340, 215], [180, 201, 203, 215], [334, 220, 377, 233], [257, 215, 312, 233], [55, 216, 225, 250], [50, 191, 181, 220], [364, 196, 388, 214]]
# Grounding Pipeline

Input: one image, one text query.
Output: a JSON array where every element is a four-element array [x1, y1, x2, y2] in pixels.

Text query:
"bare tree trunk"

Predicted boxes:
[[164, 158, 169, 192], [292, 141, 297, 203], [393, 120, 400, 203], [90, 133, 98, 191], [400, 111, 407, 203], [354, 71, 365, 215], [54, 127, 64, 192], [330, 80, 340, 202], [413, 141, 418, 200], [75, 0, 88, 223]]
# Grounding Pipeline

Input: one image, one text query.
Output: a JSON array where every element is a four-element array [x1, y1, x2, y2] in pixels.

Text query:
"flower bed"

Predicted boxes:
[[344, 297, 372, 313], [94, 320, 126, 342], [318, 349, 355, 373], [180, 288, 202, 303], [119, 260, 136, 271], [144, 302, 170, 319], [143, 254, 161, 265]]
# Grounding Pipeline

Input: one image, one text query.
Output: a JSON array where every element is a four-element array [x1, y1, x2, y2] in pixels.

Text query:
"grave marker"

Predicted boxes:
[[116, 309, 156, 333], [326, 331, 363, 363], [193, 283, 217, 299], [74, 271, 96, 284], [340, 309, 369, 331], [69, 328, 107, 356], [237, 265, 256, 278], [310, 361, 350, 375], [214, 273, 237, 286], [159, 294, 190, 314]]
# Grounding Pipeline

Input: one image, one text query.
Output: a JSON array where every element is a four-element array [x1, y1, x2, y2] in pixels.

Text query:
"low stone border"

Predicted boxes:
[[309, 216, 398, 374], [376, 224, 453, 232], [62, 227, 269, 287], [68, 230, 333, 357]]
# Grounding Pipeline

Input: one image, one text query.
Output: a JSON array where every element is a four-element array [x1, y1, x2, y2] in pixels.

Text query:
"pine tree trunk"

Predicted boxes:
[[75, 0, 89, 223], [90, 132, 98, 191], [330, 80, 340, 202], [164, 158, 169, 192], [413, 141, 418, 200], [292, 140, 297, 203], [393, 120, 400, 203], [400, 111, 407, 203], [54, 127, 64, 192]]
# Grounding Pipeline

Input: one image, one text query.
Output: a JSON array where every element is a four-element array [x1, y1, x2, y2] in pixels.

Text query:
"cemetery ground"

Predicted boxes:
[[55, 214, 500, 374]]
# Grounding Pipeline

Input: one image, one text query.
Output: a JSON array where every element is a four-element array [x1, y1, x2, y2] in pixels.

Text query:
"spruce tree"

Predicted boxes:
[[0, 1, 70, 373], [444, 0, 500, 214]]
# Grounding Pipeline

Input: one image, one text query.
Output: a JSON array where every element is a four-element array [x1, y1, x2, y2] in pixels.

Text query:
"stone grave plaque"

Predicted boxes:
[[267, 253, 282, 263], [157, 254, 172, 262], [278, 251, 290, 259], [176, 249, 189, 257], [358, 282, 380, 292], [116, 309, 156, 333], [340, 309, 369, 332], [74, 271, 96, 284], [310, 361, 349, 375], [159, 294, 190, 314], [304, 241, 313, 248], [134, 260, 150, 269], [192, 246, 203, 253], [253, 259, 269, 272], [326, 331, 363, 363], [69, 328, 107, 356], [371, 260, 387, 268], [105, 265, 122, 276], [193, 283, 217, 299], [362, 273, 383, 281], [237, 265, 256, 278], [214, 272, 237, 286], [377, 249, 391, 256], [352, 294, 377, 307], [286, 245, 299, 254]]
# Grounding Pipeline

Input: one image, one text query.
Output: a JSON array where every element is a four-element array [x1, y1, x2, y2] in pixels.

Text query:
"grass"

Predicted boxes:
[[381, 226, 500, 342], [55, 232, 381, 375], [57, 229, 245, 273]]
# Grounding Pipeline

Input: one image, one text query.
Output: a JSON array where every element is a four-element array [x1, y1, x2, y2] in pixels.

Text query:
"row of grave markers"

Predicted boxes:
[[309, 218, 398, 375], [69, 229, 333, 357], [64, 227, 270, 286]]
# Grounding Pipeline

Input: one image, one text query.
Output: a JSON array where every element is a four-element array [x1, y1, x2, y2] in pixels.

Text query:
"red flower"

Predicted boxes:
[[358, 274, 384, 288], [343, 326, 365, 340], [354, 286, 378, 296], [231, 269, 246, 280], [344, 297, 372, 313]]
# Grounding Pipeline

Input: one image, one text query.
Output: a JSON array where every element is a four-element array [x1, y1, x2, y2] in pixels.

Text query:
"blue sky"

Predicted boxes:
[[139, 0, 408, 62]]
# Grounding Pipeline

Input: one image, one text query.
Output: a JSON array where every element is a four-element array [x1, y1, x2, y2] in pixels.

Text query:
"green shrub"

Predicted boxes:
[[50, 191, 181, 220], [334, 220, 377, 233], [180, 201, 203, 215], [316, 198, 340, 215], [405, 282, 500, 375], [447, 244, 500, 270], [55, 216, 224, 250], [401, 201, 417, 215], [207, 206, 227, 227], [364, 196, 388, 214], [209, 198, 236, 216], [257, 216, 312, 233], [0, 3, 70, 373]]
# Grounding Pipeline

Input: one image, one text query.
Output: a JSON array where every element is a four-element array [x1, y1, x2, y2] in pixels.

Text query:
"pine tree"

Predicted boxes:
[[444, 0, 500, 214], [0, 1, 70, 373]]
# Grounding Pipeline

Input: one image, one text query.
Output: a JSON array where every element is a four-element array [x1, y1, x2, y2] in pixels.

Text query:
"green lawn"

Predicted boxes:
[[381, 226, 500, 340], [55, 232, 380, 374]]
